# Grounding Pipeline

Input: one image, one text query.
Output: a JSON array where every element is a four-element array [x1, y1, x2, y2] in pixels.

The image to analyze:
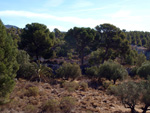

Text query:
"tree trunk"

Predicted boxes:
[[113, 79, 116, 84], [142, 105, 149, 113], [131, 107, 138, 113], [101, 47, 108, 64], [80, 49, 84, 66]]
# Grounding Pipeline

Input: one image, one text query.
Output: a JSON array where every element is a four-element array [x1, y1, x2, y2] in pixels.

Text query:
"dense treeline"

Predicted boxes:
[[125, 31, 150, 47]]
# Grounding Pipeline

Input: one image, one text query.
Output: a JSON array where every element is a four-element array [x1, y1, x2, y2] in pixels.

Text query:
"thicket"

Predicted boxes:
[[56, 62, 82, 80], [86, 60, 128, 84]]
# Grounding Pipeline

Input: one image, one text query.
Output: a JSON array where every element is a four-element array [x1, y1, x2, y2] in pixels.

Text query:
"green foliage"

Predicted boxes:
[[89, 49, 104, 65], [89, 48, 117, 65], [80, 82, 88, 91], [125, 31, 150, 47], [0, 20, 19, 104], [25, 104, 37, 113], [99, 60, 128, 84], [20, 23, 54, 60], [17, 62, 37, 79], [129, 67, 138, 77], [33, 62, 53, 82], [102, 80, 113, 89], [25, 87, 39, 97], [62, 81, 79, 92], [85, 66, 99, 78], [60, 96, 76, 113], [124, 49, 138, 65], [136, 53, 146, 67], [42, 99, 60, 113], [16, 50, 36, 79], [140, 79, 150, 112], [137, 62, 150, 79], [56, 62, 82, 80], [95, 23, 130, 63], [109, 81, 141, 113], [65, 27, 96, 65]]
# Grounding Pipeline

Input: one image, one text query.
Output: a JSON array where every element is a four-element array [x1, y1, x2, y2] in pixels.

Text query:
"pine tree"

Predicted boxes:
[[0, 20, 19, 104]]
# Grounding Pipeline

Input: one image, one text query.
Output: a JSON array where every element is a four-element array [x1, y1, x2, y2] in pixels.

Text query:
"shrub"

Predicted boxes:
[[129, 66, 138, 77], [62, 81, 79, 92], [99, 60, 128, 84], [24, 104, 37, 113], [85, 66, 99, 78], [80, 82, 88, 91], [137, 62, 150, 79], [25, 87, 39, 97], [140, 80, 150, 113], [17, 62, 36, 79], [102, 80, 113, 89], [42, 99, 60, 113], [109, 81, 142, 113], [56, 62, 82, 80], [60, 96, 76, 113], [136, 53, 146, 67]]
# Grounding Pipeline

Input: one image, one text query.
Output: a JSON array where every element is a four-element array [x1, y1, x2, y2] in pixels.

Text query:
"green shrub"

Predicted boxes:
[[25, 87, 39, 97], [129, 67, 138, 77], [102, 80, 113, 89], [62, 81, 79, 92], [136, 53, 146, 67], [42, 99, 60, 113], [109, 81, 142, 113], [80, 82, 88, 91], [137, 62, 150, 79], [139, 79, 150, 113], [60, 96, 76, 113], [99, 60, 128, 84], [24, 104, 37, 113], [56, 62, 82, 80], [85, 66, 99, 78], [17, 62, 36, 79]]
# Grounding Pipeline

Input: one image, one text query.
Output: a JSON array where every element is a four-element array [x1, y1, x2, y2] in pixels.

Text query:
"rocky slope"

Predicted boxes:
[[0, 79, 139, 113]]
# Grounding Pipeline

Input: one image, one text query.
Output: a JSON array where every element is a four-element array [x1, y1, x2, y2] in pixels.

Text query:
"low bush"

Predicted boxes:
[[137, 62, 150, 79], [60, 96, 76, 113], [62, 81, 79, 92], [80, 82, 88, 91], [56, 62, 82, 80], [102, 80, 113, 89], [42, 99, 60, 113], [24, 104, 37, 113], [25, 87, 39, 97], [85, 66, 99, 78]]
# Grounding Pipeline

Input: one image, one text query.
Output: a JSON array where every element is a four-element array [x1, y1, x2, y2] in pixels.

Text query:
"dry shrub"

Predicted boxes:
[[60, 96, 76, 113], [80, 82, 88, 91], [25, 87, 39, 97], [62, 81, 79, 92], [42, 99, 60, 113]]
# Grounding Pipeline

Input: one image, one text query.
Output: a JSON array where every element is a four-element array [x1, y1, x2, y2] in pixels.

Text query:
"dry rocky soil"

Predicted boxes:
[[0, 79, 148, 113]]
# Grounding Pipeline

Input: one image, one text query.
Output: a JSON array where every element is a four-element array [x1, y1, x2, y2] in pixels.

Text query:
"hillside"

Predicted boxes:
[[5, 25, 19, 29], [0, 79, 146, 113]]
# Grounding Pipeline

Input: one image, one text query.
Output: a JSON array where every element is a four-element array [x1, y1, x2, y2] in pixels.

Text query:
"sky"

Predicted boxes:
[[0, 0, 150, 32]]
